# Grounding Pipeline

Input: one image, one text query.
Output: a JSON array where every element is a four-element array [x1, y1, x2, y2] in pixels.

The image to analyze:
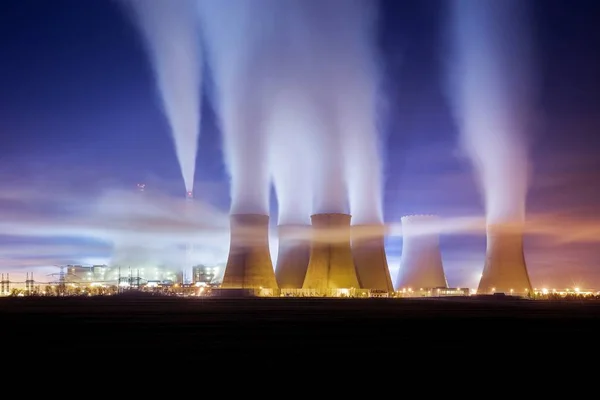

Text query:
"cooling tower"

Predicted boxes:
[[352, 224, 394, 292], [303, 213, 360, 290], [396, 215, 448, 290], [220, 214, 278, 289], [275, 224, 311, 289], [477, 224, 533, 295]]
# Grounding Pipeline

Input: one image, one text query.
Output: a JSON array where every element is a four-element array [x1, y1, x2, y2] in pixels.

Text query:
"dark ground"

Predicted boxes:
[[1, 294, 599, 360]]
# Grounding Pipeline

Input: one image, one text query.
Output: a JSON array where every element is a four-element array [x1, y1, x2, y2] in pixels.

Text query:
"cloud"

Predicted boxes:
[[0, 179, 231, 276]]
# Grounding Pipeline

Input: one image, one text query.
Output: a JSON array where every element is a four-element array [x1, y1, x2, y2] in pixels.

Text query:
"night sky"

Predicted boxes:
[[0, 0, 599, 289]]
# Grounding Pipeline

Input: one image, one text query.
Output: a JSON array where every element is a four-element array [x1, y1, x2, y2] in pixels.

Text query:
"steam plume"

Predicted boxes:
[[119, 0, 202, 194], [446, 0, 536, 224], [196, 0, 281, 215], [333, 1, 384, 224], [267, 89, 313, 225], [197, 0, 383, 220]]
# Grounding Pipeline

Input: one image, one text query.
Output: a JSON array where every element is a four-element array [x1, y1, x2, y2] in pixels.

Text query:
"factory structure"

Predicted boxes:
[[477, 223, 533, 296], [395, 215, 449, 293], [208, 205, 535, 299], [1, 213, 534, 299], [0, 183, 535, 298]]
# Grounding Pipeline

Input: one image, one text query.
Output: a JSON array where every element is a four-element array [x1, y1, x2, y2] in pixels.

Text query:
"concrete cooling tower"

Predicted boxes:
[[396, 215, 448, 290], [477, 224, 533, 296], [220, 214, 278, 289], [303, 213, 361, 291], [352, 224, 394, 292], [275, 224, 311, 288]]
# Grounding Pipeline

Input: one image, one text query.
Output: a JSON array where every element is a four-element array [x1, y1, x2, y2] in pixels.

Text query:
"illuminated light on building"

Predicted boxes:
[[396, 287, 470, 298], [534, 287, 597, 297], [302, 213, 360, 293], [220, 214, 278, 289]]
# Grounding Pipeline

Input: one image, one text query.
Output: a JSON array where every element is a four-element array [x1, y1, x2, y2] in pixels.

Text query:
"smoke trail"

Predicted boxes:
[[196, 0, 282, 215], [290, 0, 382, 218], [118, 0, 202, 194], [332, 0, 385, 225], [267, 89, 314, 225], [198, 0, 382, 218], [446, 0, 536, 224]]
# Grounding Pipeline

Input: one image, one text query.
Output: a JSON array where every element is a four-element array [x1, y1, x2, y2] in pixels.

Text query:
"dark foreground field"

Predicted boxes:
[[1, 295, 599, 359]]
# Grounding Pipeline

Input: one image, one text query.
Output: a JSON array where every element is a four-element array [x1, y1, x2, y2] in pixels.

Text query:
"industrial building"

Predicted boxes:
[[477, 223, 533, 296], [302, 213, 361, 295], [275, 224, 311, 288], [352, 223, 394, 292], [220, 213, 278, 290], [395, 215, 448, 291]]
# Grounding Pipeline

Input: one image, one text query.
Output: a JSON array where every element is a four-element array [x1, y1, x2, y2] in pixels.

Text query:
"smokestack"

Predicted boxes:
[[396, 215, 448, 290], [478, 223, 533, 295], [221, 214, 278, 289], [352, 224, 393, 292], [275, 224, 311, 289], [303, 213, 360, 290], [182, 191, 195, 284]]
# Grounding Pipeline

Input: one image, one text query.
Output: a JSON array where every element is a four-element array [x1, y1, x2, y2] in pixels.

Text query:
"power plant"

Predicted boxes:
[[302, 213, 361, 292], [275, 224, 311, 289], [395, 215, 448, 291], [220, 214, 278, 289], [477, 223, 533, 296], [352, 224, 394, 292]]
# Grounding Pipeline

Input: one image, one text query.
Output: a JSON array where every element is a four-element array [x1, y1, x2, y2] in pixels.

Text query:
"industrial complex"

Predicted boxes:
[[1, 211, 580, 300]]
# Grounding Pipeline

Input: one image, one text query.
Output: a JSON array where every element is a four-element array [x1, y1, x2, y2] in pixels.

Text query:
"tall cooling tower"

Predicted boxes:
[[303, 213, 361, 290], [477, 224, 533, 295], [221, 214, 278, 289], [275, 224, 311, 288], [396, 215, 448, 290], [352, 224, 394, 292]]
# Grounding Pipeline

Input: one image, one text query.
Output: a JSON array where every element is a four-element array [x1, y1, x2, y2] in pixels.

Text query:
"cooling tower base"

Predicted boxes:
[[352, 224, 394, 292], [303, 213, 360, 292], [395, 215, 448, 291], [210, 288, 279, 297], [275, 224, 311, 289], [477, 224, 533, 296], [221, 214, 278, 289]]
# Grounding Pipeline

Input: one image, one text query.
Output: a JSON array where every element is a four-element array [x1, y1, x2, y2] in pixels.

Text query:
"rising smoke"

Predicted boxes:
[[118, 0, 202, 195], [267, 89, 314, 225], [332, 1, 385, 225], [446, 0, 536, 225], [197, 0, 385, 222], [196, 0, 279, 215]]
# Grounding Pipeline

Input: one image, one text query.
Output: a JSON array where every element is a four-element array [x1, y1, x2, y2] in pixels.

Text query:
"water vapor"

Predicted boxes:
[[332, 0, 385, 224], [118, 0, 202, 194], [197, 0, 384, 221], [196, 0, 277, 215], [446, 0, 536, 225], [267, 89, 314, 225]]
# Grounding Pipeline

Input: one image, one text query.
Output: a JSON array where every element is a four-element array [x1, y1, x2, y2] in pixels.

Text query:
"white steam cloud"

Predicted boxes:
[[196, 0, 275, 215], [118, 0, 202, 195], [446, 0, 536, 225], [197, 0, 385, 222]]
